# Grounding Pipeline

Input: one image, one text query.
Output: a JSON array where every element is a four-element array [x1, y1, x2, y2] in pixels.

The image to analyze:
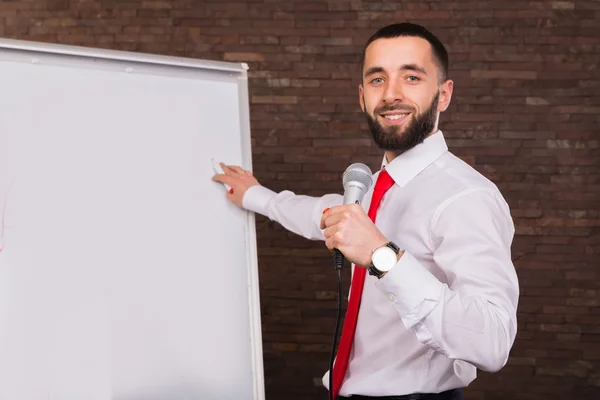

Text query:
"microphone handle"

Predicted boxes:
[[343, 185, 365, 206], [334, 249, 344, 270]]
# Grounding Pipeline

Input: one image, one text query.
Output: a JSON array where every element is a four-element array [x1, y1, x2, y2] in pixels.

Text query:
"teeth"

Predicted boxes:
[[384, 114, 407, 120]]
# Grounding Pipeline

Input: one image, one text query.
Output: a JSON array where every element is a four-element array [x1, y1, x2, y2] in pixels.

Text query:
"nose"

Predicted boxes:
[[382, 76, 404, 104]]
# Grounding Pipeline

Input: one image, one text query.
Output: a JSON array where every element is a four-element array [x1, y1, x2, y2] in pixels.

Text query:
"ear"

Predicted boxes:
[[358, 83, 365, 112], [438, 79, 453, 112]]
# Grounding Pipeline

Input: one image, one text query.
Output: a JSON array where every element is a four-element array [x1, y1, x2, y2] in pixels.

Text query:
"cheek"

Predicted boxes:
[[363, 96, 378, 114], [405, 96, 427, 115], [362, 88, 382, 111]]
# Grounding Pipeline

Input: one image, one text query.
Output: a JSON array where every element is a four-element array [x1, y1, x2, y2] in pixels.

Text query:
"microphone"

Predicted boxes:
[[342, 162, 374, 206]]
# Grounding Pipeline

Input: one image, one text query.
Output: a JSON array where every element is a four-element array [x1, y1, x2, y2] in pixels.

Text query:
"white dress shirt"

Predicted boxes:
[[242, 130, 519, 396]]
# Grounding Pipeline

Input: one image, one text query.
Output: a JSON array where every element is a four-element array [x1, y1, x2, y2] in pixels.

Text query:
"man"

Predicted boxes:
[[213, 23, 519, 400]]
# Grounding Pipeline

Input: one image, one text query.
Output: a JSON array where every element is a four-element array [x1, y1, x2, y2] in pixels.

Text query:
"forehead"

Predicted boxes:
[[363, 36, 436, 74]]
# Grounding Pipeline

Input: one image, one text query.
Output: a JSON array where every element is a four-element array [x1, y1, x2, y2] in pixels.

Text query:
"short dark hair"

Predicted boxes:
[[361, 23, 449, 82]]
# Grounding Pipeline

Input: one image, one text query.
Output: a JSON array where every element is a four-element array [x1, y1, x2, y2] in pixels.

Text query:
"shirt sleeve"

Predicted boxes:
[[242, 185, 343, 241], [375, 189, 519, 372]]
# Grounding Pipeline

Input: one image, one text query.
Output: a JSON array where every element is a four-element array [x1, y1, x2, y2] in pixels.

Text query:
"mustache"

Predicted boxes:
[[375, 103, 415, 113]]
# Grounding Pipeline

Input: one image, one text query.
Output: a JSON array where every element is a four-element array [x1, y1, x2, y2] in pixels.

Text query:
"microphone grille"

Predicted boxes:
[[342, 162, 373, 189]]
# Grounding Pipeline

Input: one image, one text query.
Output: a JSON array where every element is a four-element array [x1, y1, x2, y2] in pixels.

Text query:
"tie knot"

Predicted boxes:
[[373, 169, 395, 193]]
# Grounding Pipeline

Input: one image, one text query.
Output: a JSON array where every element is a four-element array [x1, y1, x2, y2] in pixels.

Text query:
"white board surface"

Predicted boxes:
[[0, 39, 264, 400]]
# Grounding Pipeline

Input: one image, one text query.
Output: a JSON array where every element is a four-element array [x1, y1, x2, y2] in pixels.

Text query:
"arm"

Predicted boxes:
[[375, 189, 519, 372], [212, 163, 342, 241], [245, 186, 343, 241]]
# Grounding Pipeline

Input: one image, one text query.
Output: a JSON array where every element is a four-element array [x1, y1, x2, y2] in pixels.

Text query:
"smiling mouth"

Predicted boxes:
[[382, 113, 408, 120], [380, 112, 410, 123]]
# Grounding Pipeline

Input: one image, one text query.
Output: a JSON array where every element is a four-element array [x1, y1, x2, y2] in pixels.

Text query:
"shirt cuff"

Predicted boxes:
[[242, 185, 277, 216], [375, 251, 444, 328]]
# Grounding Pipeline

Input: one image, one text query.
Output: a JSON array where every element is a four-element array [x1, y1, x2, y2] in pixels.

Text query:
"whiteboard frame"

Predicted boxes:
[[0, 38, 265, 400]]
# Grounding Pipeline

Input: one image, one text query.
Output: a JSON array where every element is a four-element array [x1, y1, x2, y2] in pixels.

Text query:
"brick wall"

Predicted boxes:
[[1, 1, 599, 399]]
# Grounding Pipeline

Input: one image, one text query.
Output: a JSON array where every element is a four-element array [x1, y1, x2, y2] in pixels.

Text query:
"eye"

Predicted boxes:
[[406, 75, 421, 82], [370, 77, 385, 84]]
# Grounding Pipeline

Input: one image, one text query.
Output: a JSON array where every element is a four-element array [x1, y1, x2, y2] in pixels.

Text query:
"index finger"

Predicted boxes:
[[211, 174, 235, 185], [319, 205, 342, 229]]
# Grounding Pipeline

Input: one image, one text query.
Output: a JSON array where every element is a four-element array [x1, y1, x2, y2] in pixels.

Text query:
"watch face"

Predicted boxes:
[[372, 246, 397, 272]]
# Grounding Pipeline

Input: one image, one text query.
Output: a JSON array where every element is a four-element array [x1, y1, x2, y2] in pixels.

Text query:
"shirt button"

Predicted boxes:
[[387, 294, 396, 302]]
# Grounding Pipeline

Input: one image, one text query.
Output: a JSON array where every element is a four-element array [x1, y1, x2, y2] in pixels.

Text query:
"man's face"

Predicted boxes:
[[359, 36, 453, 155]]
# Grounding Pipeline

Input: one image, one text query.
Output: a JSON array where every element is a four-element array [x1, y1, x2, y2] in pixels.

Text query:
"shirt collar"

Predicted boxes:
[[380, 130, 448, 188]]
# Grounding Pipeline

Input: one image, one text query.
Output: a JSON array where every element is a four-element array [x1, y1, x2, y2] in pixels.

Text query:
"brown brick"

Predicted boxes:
[[223, 52, 264, 61], [471, 69, 538, 79]]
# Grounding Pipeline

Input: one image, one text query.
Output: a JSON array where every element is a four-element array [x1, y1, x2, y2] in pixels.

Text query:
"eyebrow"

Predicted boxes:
[[363, 64, 428, 78]]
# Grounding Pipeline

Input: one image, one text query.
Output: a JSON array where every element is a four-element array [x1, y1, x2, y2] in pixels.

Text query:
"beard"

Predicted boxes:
[[365, 91, 439, 154]]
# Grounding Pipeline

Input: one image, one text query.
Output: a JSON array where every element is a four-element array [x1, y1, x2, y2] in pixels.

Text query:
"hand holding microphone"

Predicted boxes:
[[321, 205, 389, 268], [320, 163, 388, 268]]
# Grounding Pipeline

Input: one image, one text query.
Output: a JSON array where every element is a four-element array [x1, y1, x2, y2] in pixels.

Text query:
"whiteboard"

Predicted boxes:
[[0, 39, 264, 400]]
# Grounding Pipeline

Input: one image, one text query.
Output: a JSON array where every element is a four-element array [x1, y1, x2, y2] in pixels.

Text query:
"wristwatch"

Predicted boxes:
[[368, 241, 401, 279]]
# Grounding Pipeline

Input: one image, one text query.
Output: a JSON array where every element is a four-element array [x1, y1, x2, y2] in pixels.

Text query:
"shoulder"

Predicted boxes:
[[433, 152, 499, 192], [424, 151, 513, 232]]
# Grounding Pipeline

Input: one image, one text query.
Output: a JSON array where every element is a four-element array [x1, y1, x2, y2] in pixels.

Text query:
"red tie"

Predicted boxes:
[[331, 168, 395, 399]]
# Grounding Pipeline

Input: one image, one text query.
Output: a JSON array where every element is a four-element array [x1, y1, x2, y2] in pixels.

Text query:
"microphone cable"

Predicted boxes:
[[329, 249, 345, 400]]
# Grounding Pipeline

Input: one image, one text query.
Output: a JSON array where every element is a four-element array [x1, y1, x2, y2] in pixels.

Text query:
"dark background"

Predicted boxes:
[[2, 1, 599, 399]]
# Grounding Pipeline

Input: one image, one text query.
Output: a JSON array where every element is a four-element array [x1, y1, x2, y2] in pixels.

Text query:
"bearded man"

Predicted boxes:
[[213, 22, 519, 400]]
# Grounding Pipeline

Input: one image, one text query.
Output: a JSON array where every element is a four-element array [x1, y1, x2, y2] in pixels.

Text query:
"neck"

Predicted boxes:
[[384, 150, 399, 163], [384, 127, 439, 163]]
